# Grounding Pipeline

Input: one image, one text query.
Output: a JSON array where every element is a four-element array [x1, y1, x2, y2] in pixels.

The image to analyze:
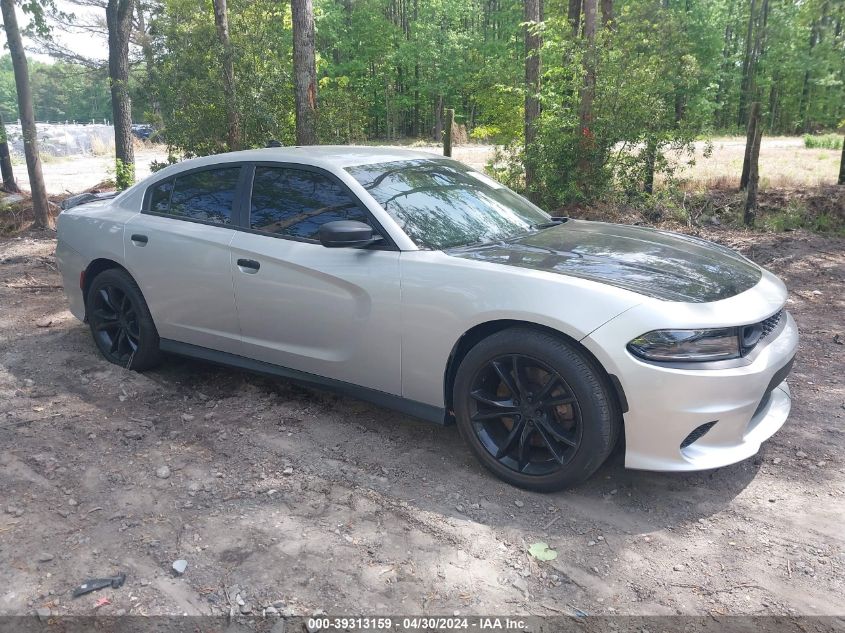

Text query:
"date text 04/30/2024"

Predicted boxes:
[[306, 617, 527, 630]]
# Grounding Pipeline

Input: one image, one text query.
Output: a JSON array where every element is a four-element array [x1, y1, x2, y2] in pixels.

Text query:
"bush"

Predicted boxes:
[[803, 134, 843, 150], [114, 158, 135, 191]]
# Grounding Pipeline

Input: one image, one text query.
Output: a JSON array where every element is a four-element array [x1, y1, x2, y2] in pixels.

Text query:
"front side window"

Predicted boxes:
[[249, 166, 367, 240], [147, 167, 241, 225], [346, 159, 549, 250]]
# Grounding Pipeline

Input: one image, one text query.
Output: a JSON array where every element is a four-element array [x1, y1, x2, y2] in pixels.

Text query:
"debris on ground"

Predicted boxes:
[[72, 573, 126, 598], [528, 542, 558, 561]]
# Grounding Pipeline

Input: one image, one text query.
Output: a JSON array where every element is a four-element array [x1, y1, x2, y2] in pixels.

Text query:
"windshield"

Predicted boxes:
[[345, 158, 550, 249]]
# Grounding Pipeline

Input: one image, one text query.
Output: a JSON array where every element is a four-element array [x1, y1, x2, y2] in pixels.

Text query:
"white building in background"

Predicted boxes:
[[3, 123, 116, 158]]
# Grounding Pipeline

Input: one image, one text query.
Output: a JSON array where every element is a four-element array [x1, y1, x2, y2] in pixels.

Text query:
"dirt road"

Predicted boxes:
[[0, 228, 843, 619], [11, 147, 169, 195]]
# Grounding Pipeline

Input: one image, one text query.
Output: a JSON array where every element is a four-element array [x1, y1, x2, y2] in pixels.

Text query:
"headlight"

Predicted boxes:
[[627, 328, 741, 362]]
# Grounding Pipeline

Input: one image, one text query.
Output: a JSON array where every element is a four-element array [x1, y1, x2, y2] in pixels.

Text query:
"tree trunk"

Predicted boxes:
[[839, 137, 845, 185], [797, 16, 821, 133], [106, 0, 135, 188], [767, 78, 778, 131], [600, 0, 613, 29], [643, 139, 656, 195], [575, 0, 597, 197], [434, 95, 443, 141], [714, 22, 733, 129], [443, 108, 453, 157], [292, 0, 318, 145], [135, 0, 161, 122], [740, 101, 760, 190], [743, 106, 763, 226], [413, 63, 420, 137], [568, 0, 582, 36], [737, 0, 756, 129], [0, 112, 19, 193], [212, 0, 241, 150], [0, 0, 49, 227], [523, 0, 542, 202]]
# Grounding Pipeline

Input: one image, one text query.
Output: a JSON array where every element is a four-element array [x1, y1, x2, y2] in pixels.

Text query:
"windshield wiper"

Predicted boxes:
[[533, 216, 569, 229]]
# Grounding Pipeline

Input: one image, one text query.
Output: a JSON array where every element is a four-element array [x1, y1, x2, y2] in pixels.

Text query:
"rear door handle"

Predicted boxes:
[[130, 234, 148, 246], [236, 258, 260, 273]]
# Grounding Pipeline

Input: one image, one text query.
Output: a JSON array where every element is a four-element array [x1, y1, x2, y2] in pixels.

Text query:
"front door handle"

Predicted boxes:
[[236, 258, 260, 273], [130, 234, 148, 246]]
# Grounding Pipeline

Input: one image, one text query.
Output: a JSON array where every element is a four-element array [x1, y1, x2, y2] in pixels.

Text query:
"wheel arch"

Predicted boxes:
[[81, 258, 133, 317], [443, 319, 629, 423]]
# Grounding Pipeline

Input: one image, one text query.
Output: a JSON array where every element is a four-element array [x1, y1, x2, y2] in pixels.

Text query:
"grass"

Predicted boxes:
[[803, 133, 843, 150], [660, 136, 842, 190], [761, 202, 844, 236]]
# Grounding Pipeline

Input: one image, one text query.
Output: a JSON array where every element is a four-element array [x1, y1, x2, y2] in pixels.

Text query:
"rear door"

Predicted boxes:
[[230, 164, 402, 395], [124, 165, 245, 355]]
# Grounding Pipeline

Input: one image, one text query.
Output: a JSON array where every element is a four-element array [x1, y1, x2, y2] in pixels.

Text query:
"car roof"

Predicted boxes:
[[114, 145, 450, 221], [161, 145, 444, 173]]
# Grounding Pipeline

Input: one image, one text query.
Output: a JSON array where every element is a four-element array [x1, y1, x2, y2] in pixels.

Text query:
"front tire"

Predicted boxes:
[[453, 327, 619, 492], [86, 268, 161, 371]]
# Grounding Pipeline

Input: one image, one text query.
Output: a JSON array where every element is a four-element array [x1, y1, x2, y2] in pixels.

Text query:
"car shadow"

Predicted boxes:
[[7, 319, 833, 613], [8, 322, 765, 540]]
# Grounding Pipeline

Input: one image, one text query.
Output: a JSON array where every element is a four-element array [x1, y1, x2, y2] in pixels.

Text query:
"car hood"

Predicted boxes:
[[445, 219, 763, 303]]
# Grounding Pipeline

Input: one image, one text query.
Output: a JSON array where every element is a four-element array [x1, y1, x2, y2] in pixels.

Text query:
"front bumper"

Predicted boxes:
[[677, 380, 790, 470], [583, 309, 798, 472]]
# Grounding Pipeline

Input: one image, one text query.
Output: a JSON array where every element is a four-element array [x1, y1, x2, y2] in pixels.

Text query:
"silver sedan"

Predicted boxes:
[[56, 147, 797, 490]]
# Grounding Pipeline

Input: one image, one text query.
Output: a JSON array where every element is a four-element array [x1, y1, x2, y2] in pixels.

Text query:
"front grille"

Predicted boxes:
[[680, 421, 717, 449], [741, 309, 785, 355], [760, 309, 783, 339]]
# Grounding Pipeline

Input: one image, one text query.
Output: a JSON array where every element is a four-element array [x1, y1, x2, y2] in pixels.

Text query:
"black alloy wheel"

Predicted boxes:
[[90, 284, 141, 365], [469, 353, 583, 475], [453, 327, 619, 491], [86, 268, 162, 370]]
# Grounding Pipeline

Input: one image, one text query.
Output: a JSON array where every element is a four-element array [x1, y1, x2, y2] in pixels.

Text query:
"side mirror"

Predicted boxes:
[[319, 220, 381, 248]]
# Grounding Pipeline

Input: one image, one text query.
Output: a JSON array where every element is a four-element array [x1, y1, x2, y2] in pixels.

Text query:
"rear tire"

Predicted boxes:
[[453, 327, 619, 491], [86, 268, 161, 371]]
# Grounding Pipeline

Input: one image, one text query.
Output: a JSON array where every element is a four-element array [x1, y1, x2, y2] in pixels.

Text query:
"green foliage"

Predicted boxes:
[[803, 134, 843, 150], [114, 158, 135, 190], [512, 2, 720, 205], [762, 201, 844, 236], [1, 0, 840, 210], [151, 0, 295, 155], [0, 55, 136, 123], [150, 153, 180, 173]]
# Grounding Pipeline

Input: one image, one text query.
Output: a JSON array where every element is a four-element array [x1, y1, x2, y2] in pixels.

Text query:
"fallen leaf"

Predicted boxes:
[[528, 542, 558, 561]]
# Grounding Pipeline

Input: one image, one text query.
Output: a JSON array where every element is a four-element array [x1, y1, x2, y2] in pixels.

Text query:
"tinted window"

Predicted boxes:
[[250, 167, 367, 240], [149, 179, 173, 212], [148, 167, 241, 225], [346, 159, 549, 250]]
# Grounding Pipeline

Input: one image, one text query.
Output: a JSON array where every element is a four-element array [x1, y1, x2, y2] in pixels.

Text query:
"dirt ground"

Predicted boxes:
[[0, 226, 843, 621], [11, 147, 169, 195]]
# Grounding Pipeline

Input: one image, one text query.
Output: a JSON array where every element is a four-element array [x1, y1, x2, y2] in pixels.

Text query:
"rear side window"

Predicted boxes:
[[149, 180, 173, 212], [249, 166, 367, 240], [147, 167, 241, 226]]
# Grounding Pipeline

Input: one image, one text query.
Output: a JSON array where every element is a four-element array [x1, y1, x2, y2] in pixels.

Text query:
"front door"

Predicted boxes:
[[230, 164, 402, 395]]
